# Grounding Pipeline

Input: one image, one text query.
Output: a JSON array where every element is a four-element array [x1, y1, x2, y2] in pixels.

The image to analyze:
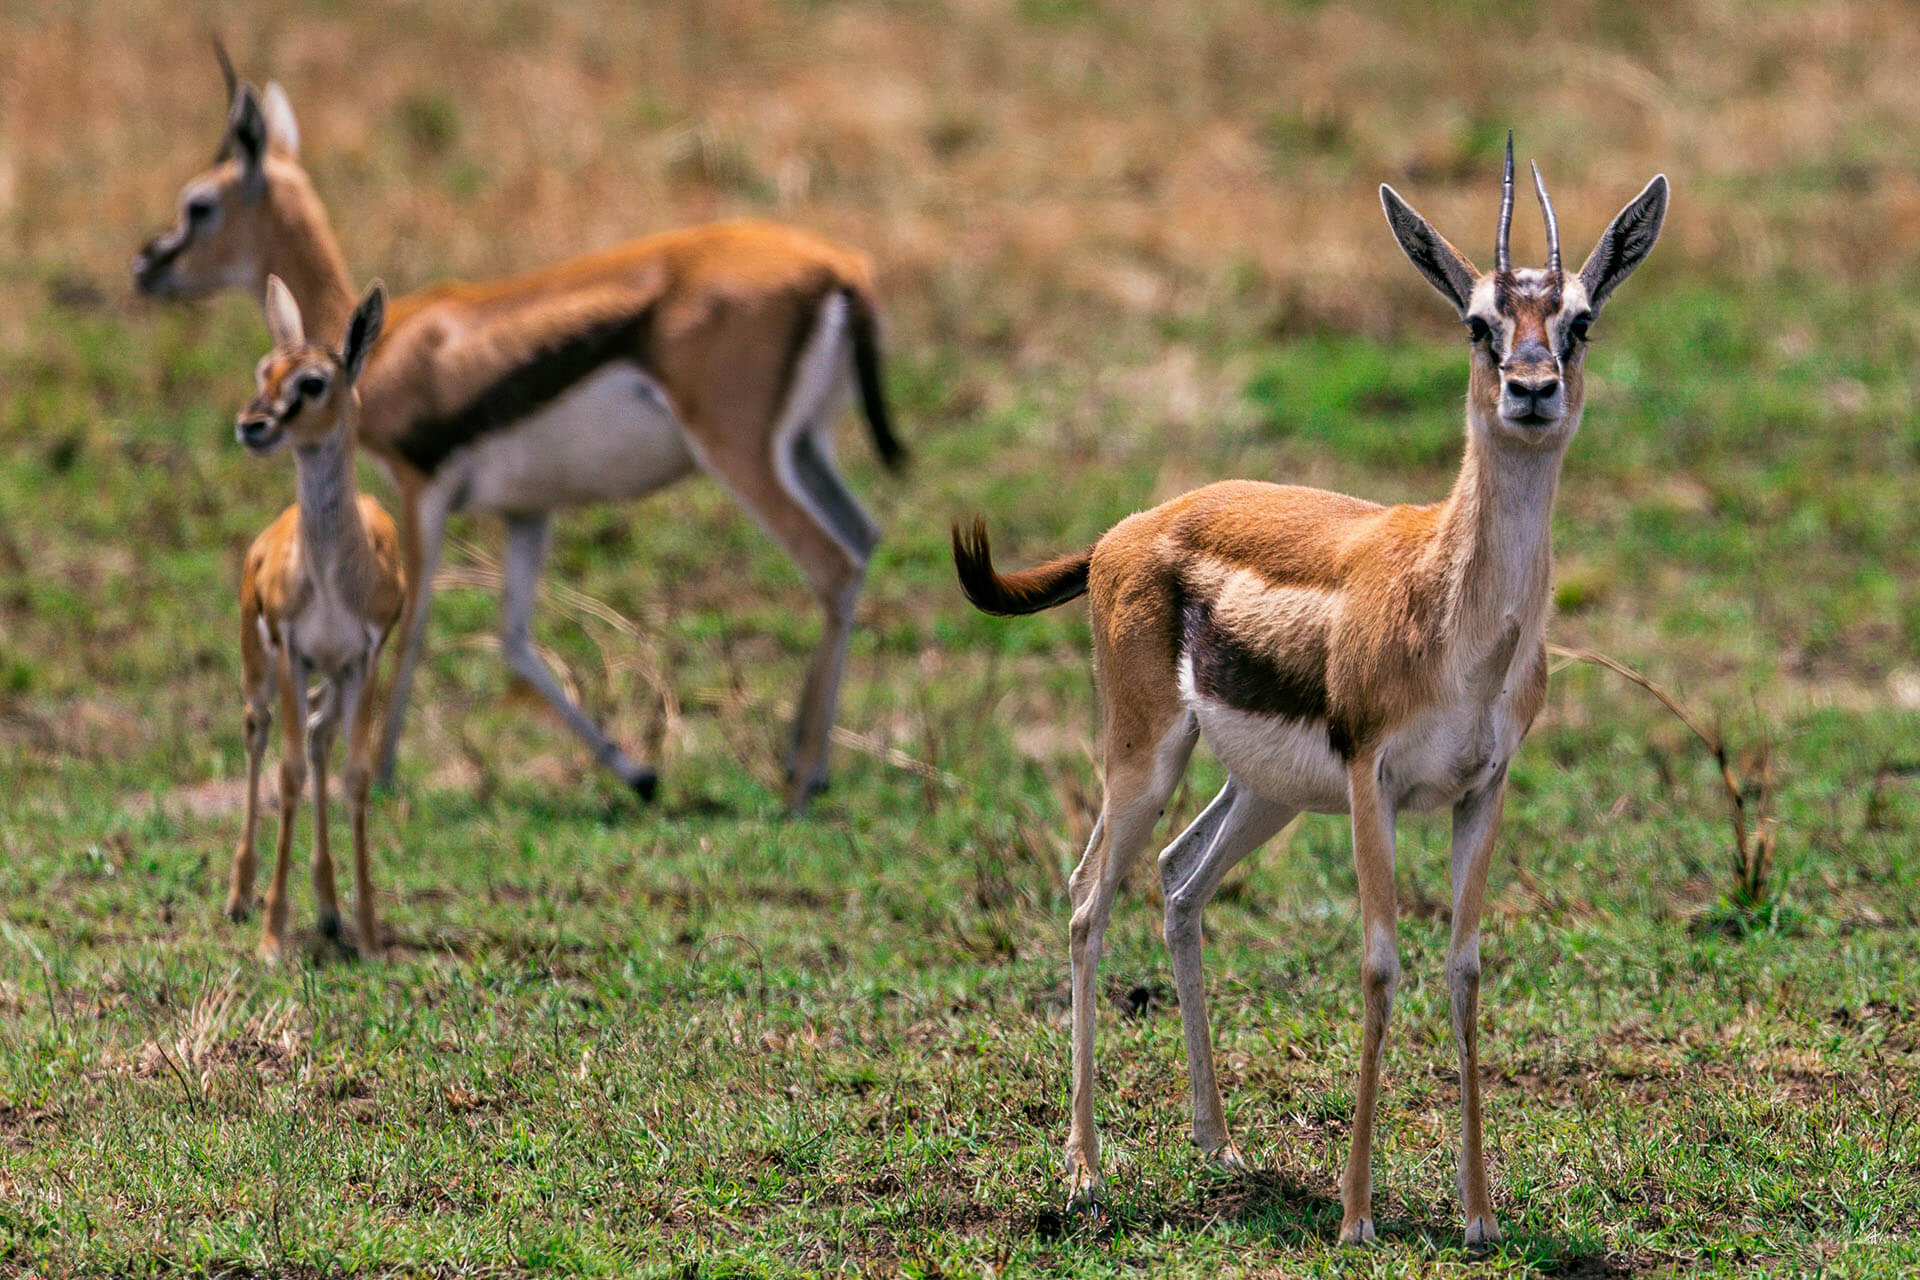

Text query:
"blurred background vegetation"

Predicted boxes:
[[5, 0, 1920, 721]]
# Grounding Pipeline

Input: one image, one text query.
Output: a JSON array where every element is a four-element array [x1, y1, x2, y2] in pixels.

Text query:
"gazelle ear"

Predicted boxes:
[[1380, 184, 1478, 317], [264, 275, 305, 351], [261, 82, 301, 159], [227, 84, 270, 197], [339, 282, 386, 385], [1578, 174, 1668, 311]]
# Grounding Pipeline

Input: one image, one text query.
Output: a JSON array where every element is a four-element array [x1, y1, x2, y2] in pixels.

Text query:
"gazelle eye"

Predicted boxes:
[[186, 196, 218, 223], [1566, 313, 1593, 345], [295, 374, 328, 400], [1467, 316, 1494, 345]]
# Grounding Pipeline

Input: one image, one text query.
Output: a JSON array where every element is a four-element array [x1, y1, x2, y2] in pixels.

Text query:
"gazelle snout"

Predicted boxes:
[[1498, 348, 1564, 427], [132, 235, 183, 296], [236, 411, 283, 453]]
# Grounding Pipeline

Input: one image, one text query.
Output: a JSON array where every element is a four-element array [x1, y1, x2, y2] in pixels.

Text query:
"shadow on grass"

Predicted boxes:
[[1023, 1169, 1658, 1273], [1025, 1169, 1350, 1247]]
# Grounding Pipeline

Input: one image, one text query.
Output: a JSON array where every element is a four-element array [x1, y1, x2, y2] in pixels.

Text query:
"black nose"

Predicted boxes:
[[238, 416, 274, 443], [1505, 375, 1560, 402]]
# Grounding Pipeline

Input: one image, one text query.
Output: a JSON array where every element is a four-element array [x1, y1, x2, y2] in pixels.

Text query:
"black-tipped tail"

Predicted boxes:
[[844, 288, 906, 472], [952, 518, 1092, 616]]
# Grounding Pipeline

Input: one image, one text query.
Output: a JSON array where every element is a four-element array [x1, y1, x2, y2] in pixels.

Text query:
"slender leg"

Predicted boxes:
[[341, 645, 388, 956], [694, 434, 867, 813], [783, 550, 863, 810], [680, 296, 876, 813], [770, 301, 878, 808], [780, 425, 879, 800], [261, 650, 309, 963], [1158, 778, 1295, 1164], [1448, 767, 1508, 1246], [1339, 752, 1399, 1246], [1064, 718, 1197, 1210], [228, 630, 273, 921], [775, 427, 872, 811], [306, 673, 346, 945], [374, 485, 447, 787], [500, 513, 657, 799]]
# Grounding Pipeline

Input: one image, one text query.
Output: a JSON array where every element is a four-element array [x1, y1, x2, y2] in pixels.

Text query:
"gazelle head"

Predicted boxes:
[[1381, 134, 1667, 446], [132, 43, 304, 300], [237, 276, 384, 456]]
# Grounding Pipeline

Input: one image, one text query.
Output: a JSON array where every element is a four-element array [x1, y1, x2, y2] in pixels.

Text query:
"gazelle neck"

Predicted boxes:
[[260, 169, 356, 347], [292, 420, 371, 589], [1438, 419, 1570, 655]]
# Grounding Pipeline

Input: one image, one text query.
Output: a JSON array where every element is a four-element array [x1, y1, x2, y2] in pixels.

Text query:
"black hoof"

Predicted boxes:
[[317, 911, 344, 941], [784, 776, 829, 816], [622, 766, 659, 803]]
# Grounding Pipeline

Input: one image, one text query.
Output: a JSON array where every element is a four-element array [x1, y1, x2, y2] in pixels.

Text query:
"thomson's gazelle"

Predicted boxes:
[[136, 51, 902, 811], [233, 277, 404, 962], [954, 138, 1666, 1244]]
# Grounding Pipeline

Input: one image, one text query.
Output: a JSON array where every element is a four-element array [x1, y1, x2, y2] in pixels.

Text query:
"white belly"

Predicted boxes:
[[1183, 660, 1522, 816], [1180, 657, 1350, 812], [441, 364, 696, 513]]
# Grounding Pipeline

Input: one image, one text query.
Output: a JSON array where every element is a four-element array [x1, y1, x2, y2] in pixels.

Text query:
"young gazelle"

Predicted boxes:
[[136, 53, 902, 811], [233, 276, 403, 962], [955, 139, 1666, 1244]]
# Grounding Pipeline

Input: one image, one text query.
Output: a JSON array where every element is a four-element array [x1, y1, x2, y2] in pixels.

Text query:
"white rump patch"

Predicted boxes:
[[771, 293, 865, 559]]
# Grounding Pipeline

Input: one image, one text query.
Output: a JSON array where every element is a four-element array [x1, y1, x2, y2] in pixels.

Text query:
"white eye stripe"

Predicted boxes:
[[267, 364, 332, 417], [180, 183, 221, 222]]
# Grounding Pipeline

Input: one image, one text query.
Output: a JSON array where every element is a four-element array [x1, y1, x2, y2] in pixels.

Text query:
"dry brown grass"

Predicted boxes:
[[6, 0, 1920, 345]]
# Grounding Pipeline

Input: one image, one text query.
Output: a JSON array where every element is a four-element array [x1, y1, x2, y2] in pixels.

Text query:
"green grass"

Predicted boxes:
[[2, 261, 1919, 1278]]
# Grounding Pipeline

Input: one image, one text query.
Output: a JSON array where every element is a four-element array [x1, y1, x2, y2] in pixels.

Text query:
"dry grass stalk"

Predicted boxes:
[[1550, 643, 1777, 909], [695, 685, 965, 792]]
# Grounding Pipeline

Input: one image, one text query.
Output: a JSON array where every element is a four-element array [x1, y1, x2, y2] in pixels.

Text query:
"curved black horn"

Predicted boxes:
[[1495, 130, 1514, 274], [212, 35, 238, 104], [1532, 160, 1560, 274]]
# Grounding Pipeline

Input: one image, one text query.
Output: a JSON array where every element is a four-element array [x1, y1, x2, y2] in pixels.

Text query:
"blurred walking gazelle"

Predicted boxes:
[[953, 137, 1666, 1245], [232, 277, 403, 962], [135, 49, 903, 811]]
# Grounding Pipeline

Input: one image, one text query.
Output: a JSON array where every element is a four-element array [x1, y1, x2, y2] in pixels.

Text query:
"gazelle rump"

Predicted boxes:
[[136, 51, 905, 811], [954, 137, 1666, 1244], [233, 277, 404, 962]]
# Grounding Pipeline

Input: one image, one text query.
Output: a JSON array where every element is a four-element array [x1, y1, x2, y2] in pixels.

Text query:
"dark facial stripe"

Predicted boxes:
[[394, 308, 654, 474], [1182, 593, 1353, 757]]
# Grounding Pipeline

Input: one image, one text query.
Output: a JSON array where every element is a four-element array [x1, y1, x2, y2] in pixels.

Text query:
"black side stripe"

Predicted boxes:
[[1182, 592, 1356, 759], [394, 307, 654, 475]]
